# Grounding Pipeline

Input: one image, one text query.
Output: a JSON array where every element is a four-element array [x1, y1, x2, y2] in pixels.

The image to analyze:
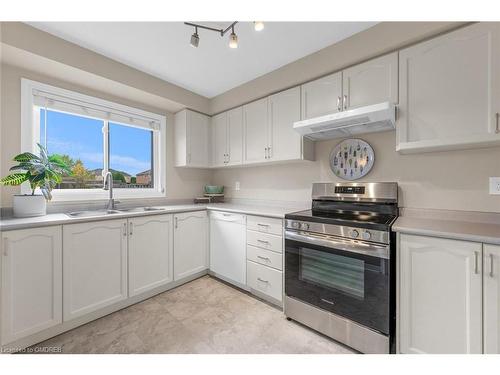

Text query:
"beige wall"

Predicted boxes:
[[213, 131, 500, 213], [0, 63, 212, 208]]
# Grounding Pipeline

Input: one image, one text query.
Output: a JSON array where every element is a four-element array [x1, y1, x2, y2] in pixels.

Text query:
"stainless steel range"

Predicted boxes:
[[284, 182, 398, 354]]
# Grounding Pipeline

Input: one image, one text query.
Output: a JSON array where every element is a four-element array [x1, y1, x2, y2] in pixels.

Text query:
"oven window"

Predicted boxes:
[[300, 247, 365, 299]]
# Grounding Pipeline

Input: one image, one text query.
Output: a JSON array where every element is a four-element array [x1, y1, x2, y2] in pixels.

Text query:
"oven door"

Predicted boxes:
[[285, 230, 390, 335]]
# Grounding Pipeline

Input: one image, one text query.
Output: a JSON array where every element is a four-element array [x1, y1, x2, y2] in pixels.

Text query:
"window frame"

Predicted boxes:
[[21, 78, 167, 202]]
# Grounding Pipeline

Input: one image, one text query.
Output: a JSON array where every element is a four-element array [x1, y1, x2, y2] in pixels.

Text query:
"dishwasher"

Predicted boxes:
[[209, 211, 247, 289]]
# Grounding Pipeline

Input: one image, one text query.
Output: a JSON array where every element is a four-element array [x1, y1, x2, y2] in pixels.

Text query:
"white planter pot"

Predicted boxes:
[[13, 195, 47, 218]]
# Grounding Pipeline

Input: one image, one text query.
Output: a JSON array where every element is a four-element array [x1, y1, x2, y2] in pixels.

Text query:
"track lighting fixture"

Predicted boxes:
[[190, 27, 199, 48], [254, 21, 264, 31], [184, 21, 264, 49]]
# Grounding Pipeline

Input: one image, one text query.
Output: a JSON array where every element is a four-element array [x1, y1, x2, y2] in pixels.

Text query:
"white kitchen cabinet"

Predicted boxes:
[[63, 219, 128, 321], [247, 260, 283, 302], [342, 52, 398, 110], [128, 214, 173, 297], [301, 72, 342, 120], [269, 86, 314, 162], [484, 244, 500, 354], [243, 97, 269, 164], [399, 234, 482, 354], [175, 109, 211, 168], [227, 107, 244, 166], [397, 23, 500, 153], [1, 226, 62, 345], [212, 107, 243, 167], [174, 211, 208, 281], [209, 211, 247, 287]]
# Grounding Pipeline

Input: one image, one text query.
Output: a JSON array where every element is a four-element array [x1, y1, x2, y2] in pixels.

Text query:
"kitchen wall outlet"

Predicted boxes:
[[235, 181, 240, 191], [490, 177, 500, 195]]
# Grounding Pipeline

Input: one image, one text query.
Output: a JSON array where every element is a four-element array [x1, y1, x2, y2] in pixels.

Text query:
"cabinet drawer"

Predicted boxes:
[[247, 261, 283, 302], [247, 230, 283, 253], [247, 215, 283, 236], [247, 245, 283, 271]]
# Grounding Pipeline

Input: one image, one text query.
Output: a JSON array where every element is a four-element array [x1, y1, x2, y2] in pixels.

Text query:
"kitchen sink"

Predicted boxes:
[[66, 209, 122, 218], [117, 207, 165, 213]]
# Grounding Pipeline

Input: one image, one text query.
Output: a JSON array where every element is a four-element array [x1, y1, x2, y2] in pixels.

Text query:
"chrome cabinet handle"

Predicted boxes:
[[264, 147, 268, 159], [257, 277, 269, 283], [257, 255, 270, 261], [343, 94, 348, 110], [268, 146, 272, 159], [257, 223, 270, 227], [257, 239, 269, 244], [496, 113, 499, 134], [490, 253, 495, 278], [474, 251, 479, 274], [129, 222, 133, 236], [175, 217, 178, 229], [123, 223, 127, 237], [337, 96, 342, 112]]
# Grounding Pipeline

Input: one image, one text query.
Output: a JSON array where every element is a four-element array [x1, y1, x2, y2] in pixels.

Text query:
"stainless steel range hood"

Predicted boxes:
[[293, 102, 396, 141]]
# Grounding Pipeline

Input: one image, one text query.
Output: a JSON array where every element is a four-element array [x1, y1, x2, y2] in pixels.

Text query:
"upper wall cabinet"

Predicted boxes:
[[301, 72, 342, 120], [243, 97, 270, 164], [397, 23, 500, 153], [342, 52, 398, 110], [175, 109, 211, 168], [212, 107, 243, 167], [269, 86, 314, 162]]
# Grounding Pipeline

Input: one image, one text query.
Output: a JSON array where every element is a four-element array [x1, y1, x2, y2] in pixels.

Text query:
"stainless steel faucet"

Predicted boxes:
[[103, 171, 117, 210]]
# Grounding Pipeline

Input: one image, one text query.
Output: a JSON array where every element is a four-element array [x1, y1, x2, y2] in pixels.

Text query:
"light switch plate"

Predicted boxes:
[[235, 181, 240, 191], [490, 177, 500, 195]]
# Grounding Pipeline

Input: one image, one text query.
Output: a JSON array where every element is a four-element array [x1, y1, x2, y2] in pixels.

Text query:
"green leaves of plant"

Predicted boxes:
[[0, 173, 28, 186]]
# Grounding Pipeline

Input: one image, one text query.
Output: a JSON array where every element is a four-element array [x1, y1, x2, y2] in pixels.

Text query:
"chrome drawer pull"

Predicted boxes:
[[257, 277, 269, 283], [257, 223, 270, 227], [321, 298, 335, 305], [257, 239, 269, 244], [257, 255, 270, 261]]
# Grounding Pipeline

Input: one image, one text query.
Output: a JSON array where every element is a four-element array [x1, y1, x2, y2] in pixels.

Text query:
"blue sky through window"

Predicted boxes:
[[40, 109, 153, 176]]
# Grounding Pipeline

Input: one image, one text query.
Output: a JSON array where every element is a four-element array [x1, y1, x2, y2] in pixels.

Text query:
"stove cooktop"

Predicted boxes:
[[285, 209, 397, 231]]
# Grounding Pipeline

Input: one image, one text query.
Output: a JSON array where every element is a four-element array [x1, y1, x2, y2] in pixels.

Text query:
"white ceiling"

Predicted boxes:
[[28, 22, 377, 98]]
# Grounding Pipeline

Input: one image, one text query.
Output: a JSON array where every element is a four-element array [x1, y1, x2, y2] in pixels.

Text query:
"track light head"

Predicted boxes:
[[190, 27, 199, 48], [229, 27, 238, 49], [254, 21, 264, 31]]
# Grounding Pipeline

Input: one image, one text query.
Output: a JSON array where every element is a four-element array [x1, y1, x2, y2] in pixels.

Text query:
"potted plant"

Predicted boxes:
[[0, 143, 71, 217]]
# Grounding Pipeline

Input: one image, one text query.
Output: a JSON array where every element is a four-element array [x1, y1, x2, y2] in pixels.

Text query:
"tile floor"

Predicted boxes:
[[31, 276, 355, 354]]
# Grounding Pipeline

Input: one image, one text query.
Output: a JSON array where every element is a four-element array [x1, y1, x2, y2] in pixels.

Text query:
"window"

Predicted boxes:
[[22, 79, 166, 201]]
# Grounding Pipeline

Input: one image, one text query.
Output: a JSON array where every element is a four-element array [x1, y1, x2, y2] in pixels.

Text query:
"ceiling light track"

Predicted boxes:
[[185, 21, 264, 49]]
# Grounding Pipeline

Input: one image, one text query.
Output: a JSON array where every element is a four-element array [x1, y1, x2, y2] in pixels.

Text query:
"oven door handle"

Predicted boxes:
[[285, 230, 390, 259]]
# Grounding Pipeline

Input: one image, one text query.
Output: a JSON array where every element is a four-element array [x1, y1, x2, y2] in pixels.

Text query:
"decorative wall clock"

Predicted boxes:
[[330, 139, 375, 180]]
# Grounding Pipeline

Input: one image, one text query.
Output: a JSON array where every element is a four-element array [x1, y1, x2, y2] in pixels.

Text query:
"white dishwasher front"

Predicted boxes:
[[209, 211, 247, 289]]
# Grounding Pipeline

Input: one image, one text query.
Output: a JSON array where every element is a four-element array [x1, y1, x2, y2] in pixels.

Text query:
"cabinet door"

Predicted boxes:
[[128, 214, 173, 297], [399, 234, 482, 354], [343, 52, 398, 110], [227, 107, 243, 165], [63, 219, 128, 321], [212, 112, 228, 167], [484, 244, 500, 353], [173, 211, 208, 281], [398, 23, 500, 153], [1, 226, 62, 345], [269, 86, 302, 161], [187, 110, 210, 167], [243, 97, 269, 164], [301, 72, 342, 120]]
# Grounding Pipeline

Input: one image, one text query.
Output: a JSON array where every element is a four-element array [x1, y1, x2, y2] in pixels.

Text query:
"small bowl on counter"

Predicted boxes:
[[204, 185, 224, 195]]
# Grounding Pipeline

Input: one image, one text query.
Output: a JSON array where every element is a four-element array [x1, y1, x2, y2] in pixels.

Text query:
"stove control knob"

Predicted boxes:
[[362, 231, 371, 240], [301, 223, 310, 230], [292, 221, 300, 229], [350, 229, 359, 239]]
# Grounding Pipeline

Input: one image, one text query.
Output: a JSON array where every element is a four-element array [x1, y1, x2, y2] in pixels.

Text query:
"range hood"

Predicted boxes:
[[293, 102, 396, 141]]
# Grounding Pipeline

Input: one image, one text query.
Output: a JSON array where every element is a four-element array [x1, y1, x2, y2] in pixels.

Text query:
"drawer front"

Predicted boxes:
[[247, 215, 283, 236], [247, 245, 283, 271], [247, 230, 283, 253], [247, 261, 283, 302]]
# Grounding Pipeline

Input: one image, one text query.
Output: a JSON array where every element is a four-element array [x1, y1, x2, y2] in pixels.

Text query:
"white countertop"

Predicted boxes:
[[393, 209, 500, 245], [0, 202, 307, 231]]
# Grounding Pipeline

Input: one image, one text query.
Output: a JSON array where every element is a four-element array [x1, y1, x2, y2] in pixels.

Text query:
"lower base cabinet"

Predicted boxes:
[[128, 214, 173, 297], [247, 260, 283, 302], [173, 211, 209, 281], [484, 244, 500, 354], [63, 219, 128, 321], [399, 234, 482, 354], [1, 226, 62, 345]]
